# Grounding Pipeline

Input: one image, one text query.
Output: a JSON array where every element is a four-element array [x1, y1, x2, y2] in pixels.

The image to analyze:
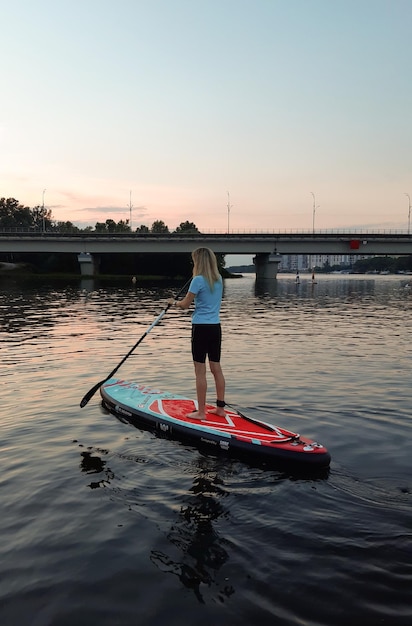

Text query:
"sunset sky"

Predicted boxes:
[[1, 0, 411, 233]]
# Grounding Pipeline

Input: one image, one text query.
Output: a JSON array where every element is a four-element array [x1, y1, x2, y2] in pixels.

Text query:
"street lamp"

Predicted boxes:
[[227, 191, 232, 233], [310, 191, 316, 234], [42, 189, 46, 232], [310, 192, 320, 234], [129, 190, 133, 231], [405, 193, 411, 235]]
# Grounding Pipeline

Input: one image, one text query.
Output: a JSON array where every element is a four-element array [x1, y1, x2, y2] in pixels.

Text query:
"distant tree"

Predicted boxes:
[[53, 220, 79, 233], [135, 224, 150, 233], [173, 221, 200, 234], [31, 205, 53, 230], [105, 219, 118, 233], [0, 197, 34, 229], [396, 255, 412, 272], [95, 221, 108, 232], [117, 219, 131, 232], [94, 219, 130, 233], [151, 220, 169, 233], [0, 197, 56, 230], [353, 256, 398, 273]]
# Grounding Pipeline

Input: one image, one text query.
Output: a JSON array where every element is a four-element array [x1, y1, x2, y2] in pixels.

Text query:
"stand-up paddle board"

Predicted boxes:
[[100, 379, 331, 468]]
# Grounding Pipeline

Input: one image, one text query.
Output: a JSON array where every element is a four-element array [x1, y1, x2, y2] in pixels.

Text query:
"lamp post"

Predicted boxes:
[[42, 189, 46, 232], [227, 191, 232, 233], [405, 193, 411, 235], [129, 190, 133, 231], [310, 191, 319, 234]]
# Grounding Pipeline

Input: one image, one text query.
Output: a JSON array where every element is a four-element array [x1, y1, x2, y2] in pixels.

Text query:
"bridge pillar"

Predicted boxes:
[[77, 253, 98, 276], [253, 253, 282, 279]]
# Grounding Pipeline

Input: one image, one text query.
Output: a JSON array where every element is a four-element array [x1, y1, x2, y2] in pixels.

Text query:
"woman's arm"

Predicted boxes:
[[175, 291, 195, 309], [168, 292, 195, 310]]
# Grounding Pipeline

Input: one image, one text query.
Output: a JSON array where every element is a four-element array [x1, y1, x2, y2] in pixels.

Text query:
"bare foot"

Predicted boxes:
[[208, 408, 226, 417], [187, 411, 206, 420]]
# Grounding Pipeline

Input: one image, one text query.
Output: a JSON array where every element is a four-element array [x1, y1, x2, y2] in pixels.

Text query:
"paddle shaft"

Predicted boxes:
[[80, 279, 191, 408]]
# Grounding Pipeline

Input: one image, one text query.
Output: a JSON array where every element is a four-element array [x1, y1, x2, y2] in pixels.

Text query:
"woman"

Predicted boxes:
[[170, 247, 226, 420]]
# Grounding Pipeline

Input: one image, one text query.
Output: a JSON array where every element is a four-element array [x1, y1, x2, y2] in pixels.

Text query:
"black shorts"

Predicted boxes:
[[191, 324, 222, 363]]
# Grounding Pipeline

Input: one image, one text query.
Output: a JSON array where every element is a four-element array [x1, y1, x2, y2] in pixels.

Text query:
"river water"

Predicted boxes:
[[1, 273, 411, 626]]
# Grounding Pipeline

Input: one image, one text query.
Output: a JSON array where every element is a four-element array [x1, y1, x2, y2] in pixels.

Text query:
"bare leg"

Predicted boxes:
[[187, 361, 207, 419], [208, 361, 226, 416]]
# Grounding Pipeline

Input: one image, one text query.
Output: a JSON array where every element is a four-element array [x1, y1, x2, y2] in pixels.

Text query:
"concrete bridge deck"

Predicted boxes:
[[1, 231, 412, 256]]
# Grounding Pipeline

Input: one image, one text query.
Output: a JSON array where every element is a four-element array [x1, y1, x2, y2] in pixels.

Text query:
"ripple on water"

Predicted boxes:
[[1, 276, 412, 625]]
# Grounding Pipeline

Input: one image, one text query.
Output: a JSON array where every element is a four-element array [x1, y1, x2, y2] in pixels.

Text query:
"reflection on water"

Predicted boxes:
[[78, 445, 114, 489], [254, 275, 383, 300], [76, 442, 233, 604], [80, 277, 96, 294], [151, 459, 233, 604], [1, 274, 412, 626]]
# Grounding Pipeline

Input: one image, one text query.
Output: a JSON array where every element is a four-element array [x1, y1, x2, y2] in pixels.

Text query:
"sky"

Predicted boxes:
[[1, 0, 412, 235]]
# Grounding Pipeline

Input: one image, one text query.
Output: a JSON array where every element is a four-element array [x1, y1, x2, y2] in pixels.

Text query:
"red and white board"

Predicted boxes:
[[100, 379, 331, 468]]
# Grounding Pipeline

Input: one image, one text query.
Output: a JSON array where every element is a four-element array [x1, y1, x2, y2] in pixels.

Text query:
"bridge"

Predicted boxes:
[[1, 231, 412, 278]]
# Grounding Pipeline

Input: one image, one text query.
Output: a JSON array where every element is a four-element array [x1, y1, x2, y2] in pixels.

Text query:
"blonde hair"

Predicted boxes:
[[191, 247, 220, 290]]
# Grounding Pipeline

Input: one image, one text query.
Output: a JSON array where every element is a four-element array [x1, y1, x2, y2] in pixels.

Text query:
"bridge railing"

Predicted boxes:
[[0, 228, 411, 238]]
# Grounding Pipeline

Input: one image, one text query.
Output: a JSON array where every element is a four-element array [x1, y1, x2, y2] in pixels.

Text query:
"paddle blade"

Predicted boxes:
[[80, 379, 105, 408]]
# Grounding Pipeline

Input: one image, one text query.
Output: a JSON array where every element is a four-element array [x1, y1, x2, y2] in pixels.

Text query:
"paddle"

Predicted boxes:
[[80, 279, 191, 408]]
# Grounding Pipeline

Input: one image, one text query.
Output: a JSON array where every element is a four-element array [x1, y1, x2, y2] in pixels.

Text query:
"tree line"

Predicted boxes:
[[0, 197, 225, 276], [0, 196, 201, 234]]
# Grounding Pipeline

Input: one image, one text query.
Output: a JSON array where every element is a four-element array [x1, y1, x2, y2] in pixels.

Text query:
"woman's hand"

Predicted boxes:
[[168, 292, 194, 310]]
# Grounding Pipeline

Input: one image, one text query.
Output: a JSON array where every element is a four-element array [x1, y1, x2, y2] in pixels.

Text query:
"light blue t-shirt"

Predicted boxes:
[[189, 275, 222, 324]]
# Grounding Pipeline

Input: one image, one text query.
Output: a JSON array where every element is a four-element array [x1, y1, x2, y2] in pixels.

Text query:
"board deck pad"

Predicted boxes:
[[150, 398, 292, 441], [100, 379, 331, 467]]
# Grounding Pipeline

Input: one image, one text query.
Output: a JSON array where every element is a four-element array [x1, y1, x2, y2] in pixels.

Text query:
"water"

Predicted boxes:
[[1, 273, 411, 626]]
